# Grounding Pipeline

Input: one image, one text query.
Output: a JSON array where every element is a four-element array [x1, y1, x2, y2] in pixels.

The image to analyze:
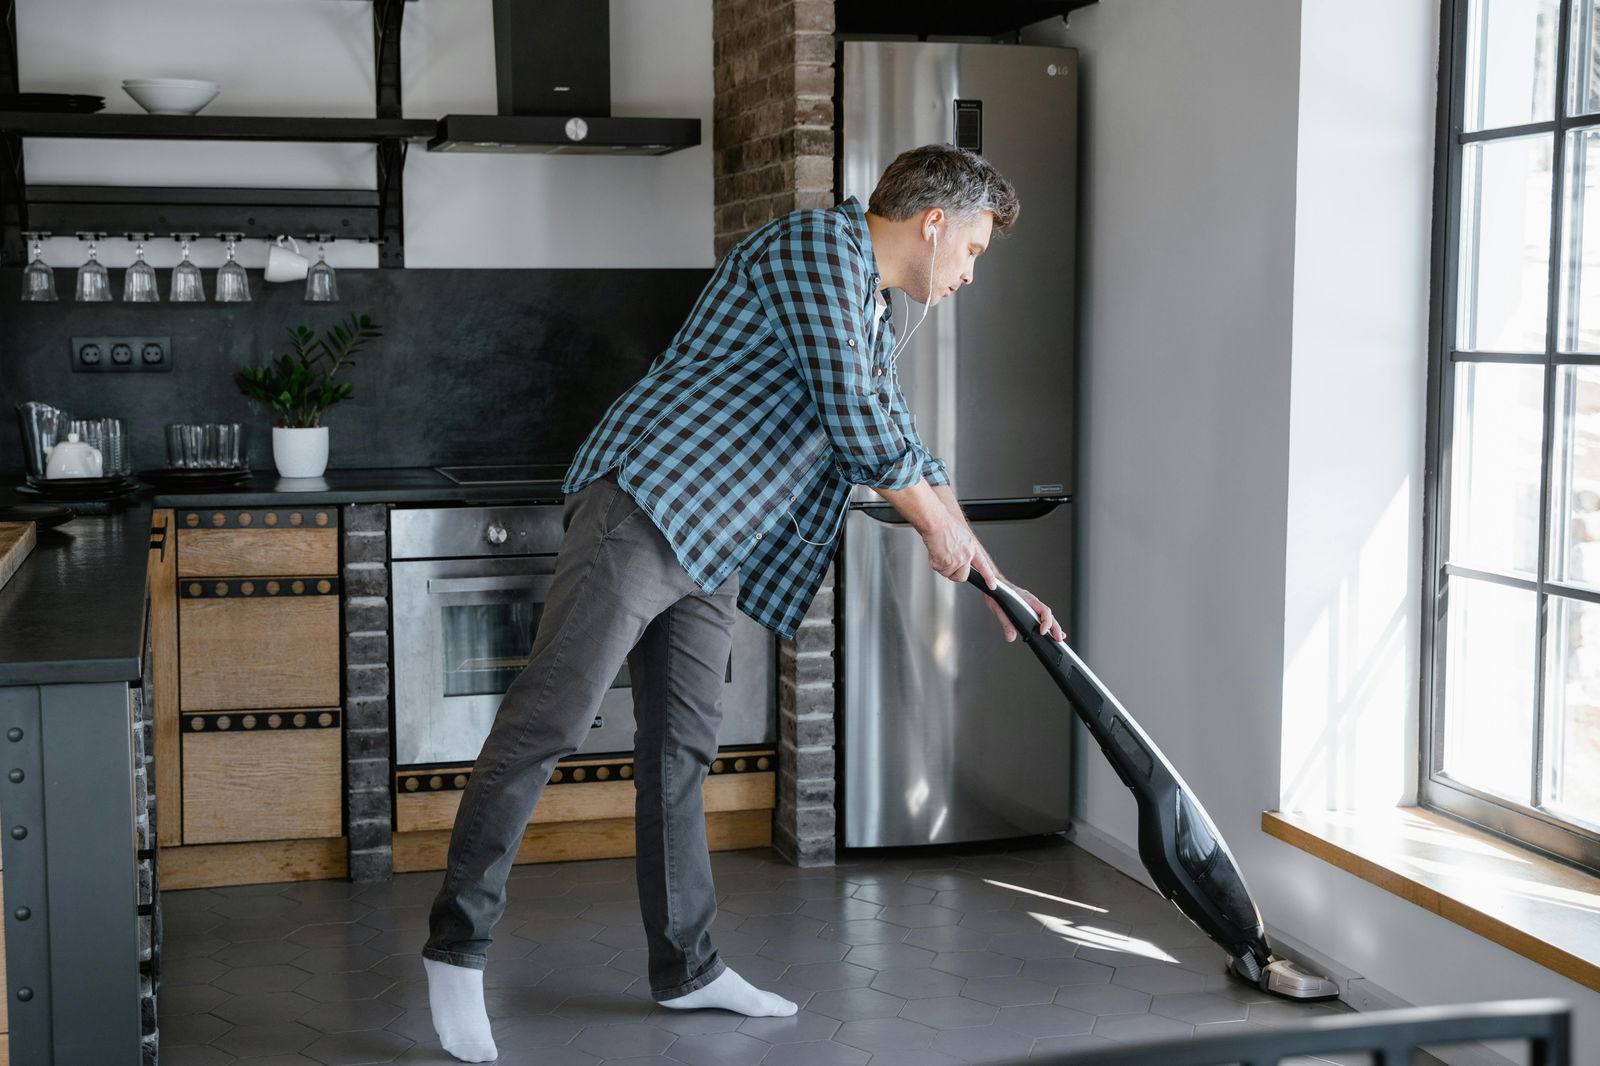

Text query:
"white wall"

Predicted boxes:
[[1058, 0, 1600, 1056], [15, 0, 713, 270]]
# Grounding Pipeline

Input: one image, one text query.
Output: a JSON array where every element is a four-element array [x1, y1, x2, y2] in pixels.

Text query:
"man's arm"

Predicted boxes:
[[874, 480, 1065, 643]]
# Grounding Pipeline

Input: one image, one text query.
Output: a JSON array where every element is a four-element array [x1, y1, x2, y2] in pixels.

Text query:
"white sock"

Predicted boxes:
[[658, 967, 797, 1017], [424, 957, 498, 1062]]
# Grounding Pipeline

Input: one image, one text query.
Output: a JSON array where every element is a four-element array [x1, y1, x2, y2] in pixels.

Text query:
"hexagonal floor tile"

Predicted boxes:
[[570, 1021, 676, 1059], [210, 989, 317, 1026], [1113, 964, 1209, 995], [930, 951, 1023, 979], [299, 996, 406, 1033], [832, 1016, 939, 1053], [960, 975, 1060, 1007], [805, 986, 908, 1022], [898, 995, 998, 1030], [1150, 991, 1252, 1024], [1092, 1011, 1196, 1043], [301, 1028, 415, 1064], [992, 1002, 1096, 1038], [212, 1020, 321, 1058], [867, 967, 967, 1001], [664, 1029, 773, 1065]]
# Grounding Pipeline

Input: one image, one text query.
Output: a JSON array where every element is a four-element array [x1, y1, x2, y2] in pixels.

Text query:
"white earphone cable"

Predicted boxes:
[[790, 226, 941, 548]]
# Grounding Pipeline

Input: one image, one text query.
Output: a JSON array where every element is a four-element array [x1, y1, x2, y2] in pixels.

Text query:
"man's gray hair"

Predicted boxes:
[[868, 144, 1020, 234]]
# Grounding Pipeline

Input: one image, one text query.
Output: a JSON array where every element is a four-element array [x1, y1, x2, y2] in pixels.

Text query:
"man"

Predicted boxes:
[[422, 144, 1065, 1062]]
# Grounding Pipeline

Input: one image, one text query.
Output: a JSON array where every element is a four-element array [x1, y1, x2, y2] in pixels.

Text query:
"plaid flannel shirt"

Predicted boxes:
[[564, 197, 949, 638]]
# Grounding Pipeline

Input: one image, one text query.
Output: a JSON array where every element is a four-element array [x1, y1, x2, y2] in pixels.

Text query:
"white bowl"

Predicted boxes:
[[121, 78, 220, 116]]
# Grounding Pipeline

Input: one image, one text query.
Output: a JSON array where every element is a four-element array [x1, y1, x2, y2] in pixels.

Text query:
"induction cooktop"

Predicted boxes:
[[435, 464, 571, 485]]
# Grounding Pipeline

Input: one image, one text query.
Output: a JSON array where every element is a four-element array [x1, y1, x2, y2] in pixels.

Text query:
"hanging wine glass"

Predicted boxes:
[[171, 233, 205, 303], [216, 232, 250, 303], [304, 235, 338, 302], [122, 233, 159, 302], [20, 232, 56, 302], [75, 232, 111, 302]]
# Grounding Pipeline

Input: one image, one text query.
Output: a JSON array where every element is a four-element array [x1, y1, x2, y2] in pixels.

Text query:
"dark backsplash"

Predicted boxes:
[[0, 267, 712, 478]]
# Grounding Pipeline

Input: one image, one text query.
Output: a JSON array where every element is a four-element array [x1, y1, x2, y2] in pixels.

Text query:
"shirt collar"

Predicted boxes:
[[837, 196, 882, 291]]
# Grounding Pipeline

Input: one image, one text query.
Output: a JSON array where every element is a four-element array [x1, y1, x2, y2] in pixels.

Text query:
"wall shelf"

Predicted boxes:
[[0, 113, 435, 143], [0, 0, 417, 266]]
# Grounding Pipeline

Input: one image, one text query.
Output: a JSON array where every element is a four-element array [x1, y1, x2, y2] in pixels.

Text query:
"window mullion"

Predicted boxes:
[[1534, 0, 1576, 812]]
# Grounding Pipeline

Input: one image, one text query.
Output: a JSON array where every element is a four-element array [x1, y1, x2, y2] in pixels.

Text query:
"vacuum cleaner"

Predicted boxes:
[[967, 573, 1339, 1001]]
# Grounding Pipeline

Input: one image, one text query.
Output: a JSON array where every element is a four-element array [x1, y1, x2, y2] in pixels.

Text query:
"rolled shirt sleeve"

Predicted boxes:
[[751, 217, 927, 490]]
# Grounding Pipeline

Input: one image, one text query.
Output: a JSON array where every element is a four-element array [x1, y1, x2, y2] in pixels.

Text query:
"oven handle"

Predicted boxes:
[[426, 575, 553, 594]]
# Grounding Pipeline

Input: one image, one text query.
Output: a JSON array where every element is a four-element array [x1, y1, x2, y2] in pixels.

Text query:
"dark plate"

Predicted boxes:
[[135, 467, 251, 489], [0, 504, 75, 529], [0, 93, 105, 112], [20, 475, 140, 501]]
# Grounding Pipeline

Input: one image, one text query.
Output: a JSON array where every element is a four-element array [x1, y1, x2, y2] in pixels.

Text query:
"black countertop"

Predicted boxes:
[[0, 469, 573, 685], [0, 503, 152, 686], [146, 466, 567, 508]]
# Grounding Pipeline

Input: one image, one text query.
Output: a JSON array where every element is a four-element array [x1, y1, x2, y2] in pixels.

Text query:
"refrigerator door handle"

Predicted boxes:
[[853, 499, 1067, 525]]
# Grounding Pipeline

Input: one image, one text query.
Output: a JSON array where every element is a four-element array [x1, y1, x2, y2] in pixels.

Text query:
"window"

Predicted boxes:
[[1426, 0, 1600, 869]]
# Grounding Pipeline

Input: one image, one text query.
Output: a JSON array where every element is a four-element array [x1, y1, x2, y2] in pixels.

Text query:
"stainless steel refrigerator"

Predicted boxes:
[[839, 40, 1078, 848]]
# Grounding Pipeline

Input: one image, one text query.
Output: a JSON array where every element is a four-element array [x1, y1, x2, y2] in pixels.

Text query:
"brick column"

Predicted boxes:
[[712, 0, 835, 259], [713, 0, 839, 866], [342, 504, 393, 882]]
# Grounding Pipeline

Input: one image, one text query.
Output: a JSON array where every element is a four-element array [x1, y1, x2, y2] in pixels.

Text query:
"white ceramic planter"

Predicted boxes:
[[272, 426, 329, 478]]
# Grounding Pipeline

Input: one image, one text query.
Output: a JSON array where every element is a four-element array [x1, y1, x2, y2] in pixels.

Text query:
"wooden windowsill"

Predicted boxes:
[[1262, 807, 1600, 993]]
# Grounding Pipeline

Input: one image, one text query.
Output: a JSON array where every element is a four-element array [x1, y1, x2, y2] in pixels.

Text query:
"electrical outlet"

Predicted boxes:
[[71, 336, 172, 373]]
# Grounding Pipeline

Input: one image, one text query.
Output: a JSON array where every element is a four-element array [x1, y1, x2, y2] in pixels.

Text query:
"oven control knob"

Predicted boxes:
[[485, 523, 509, 545]]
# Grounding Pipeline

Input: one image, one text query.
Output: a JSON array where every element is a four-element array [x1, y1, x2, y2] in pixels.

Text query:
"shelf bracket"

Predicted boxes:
[[376, 138, 406, 268], [373, 0, 405, 119], [1, 0, 23, 264], [373, 0, 406, 267]]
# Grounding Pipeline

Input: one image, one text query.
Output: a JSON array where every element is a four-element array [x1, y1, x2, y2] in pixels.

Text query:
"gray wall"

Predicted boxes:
[[1047, 0, 1600, 1050], [0, 268, 710, 477]]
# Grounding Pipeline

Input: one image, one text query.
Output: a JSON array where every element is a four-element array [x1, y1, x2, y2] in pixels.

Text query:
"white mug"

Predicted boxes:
[[264, 234, 309, 283]]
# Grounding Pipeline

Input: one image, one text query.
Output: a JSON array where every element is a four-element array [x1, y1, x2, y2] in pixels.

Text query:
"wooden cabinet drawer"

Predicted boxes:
[[176, 508, 339, 578], [179, 588, 340, 711], [181, 723, 342, 844]]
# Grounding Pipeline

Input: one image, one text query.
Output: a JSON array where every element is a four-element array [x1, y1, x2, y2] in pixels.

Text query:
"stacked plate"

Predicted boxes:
[[135, 467, 251, 490], [0, 93, 105, 113], [19, 473, 141, 502]]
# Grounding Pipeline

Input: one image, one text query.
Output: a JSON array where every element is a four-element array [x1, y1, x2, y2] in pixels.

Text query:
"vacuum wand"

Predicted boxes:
[[965, 572, 1338, 1001]]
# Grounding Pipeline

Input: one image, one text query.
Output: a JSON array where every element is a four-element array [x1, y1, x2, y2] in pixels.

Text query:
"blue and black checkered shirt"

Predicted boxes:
[[565, 197, 949, 637]]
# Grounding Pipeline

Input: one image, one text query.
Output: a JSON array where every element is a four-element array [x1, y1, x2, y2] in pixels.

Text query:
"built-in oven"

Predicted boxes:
[[391, 504, 775, 769]]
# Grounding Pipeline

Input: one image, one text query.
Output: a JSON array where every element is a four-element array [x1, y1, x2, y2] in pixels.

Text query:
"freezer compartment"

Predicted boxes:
[[842, 500, 1074, 847]]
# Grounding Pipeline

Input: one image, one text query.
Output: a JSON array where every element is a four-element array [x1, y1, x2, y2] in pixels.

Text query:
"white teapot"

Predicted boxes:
[[45, 432, 104, 479]]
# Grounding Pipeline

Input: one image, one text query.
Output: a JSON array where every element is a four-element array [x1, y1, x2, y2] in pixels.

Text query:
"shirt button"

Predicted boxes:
[[847, 338, 857, 348], [754, 532, 764, 540], [790, 495, 798, 502], [874, 368, 884, 376]]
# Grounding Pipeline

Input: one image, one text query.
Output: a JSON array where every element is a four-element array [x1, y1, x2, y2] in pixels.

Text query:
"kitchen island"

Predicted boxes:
[[0, 505, 155, 1065]]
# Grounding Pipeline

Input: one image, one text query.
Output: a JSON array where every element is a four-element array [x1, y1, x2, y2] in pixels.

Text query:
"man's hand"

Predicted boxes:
[[873, 481, 1064, 644]]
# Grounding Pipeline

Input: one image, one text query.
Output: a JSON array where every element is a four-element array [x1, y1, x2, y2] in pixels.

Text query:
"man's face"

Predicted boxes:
[[917, 211, 994, 306]]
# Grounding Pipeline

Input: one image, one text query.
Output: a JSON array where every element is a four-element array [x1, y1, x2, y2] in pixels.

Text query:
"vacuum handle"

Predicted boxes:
[[966, 571, 1068, 652]]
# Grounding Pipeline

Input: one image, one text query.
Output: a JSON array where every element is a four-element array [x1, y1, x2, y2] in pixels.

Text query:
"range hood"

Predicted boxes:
[[428, 3, 700, 155]]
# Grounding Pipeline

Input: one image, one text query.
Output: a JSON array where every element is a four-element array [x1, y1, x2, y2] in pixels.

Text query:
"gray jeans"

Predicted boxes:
[[423, 473, 738, 1001]]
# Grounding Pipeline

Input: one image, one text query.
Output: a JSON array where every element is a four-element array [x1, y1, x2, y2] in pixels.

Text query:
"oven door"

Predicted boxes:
[[392, 556, 638, 766]]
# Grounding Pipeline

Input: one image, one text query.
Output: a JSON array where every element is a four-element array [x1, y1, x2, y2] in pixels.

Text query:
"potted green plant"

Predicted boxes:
[[235, 313, 383, 477]]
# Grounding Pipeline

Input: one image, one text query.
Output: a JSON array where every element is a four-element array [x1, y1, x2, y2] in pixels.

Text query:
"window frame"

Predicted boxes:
[[1423, 0, 1600, 872]]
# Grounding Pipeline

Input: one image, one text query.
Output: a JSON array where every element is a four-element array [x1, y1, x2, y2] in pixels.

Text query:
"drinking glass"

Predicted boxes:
[[122, 234, 159, 302], [75, 233, 111, 302], [70, 417, 128, 476], [21, 232, 56, 302], [170, 233, 205, 302], [305, 236, 337, 302], [166, 423, 243, 470], [216, 232, 250, 303]]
